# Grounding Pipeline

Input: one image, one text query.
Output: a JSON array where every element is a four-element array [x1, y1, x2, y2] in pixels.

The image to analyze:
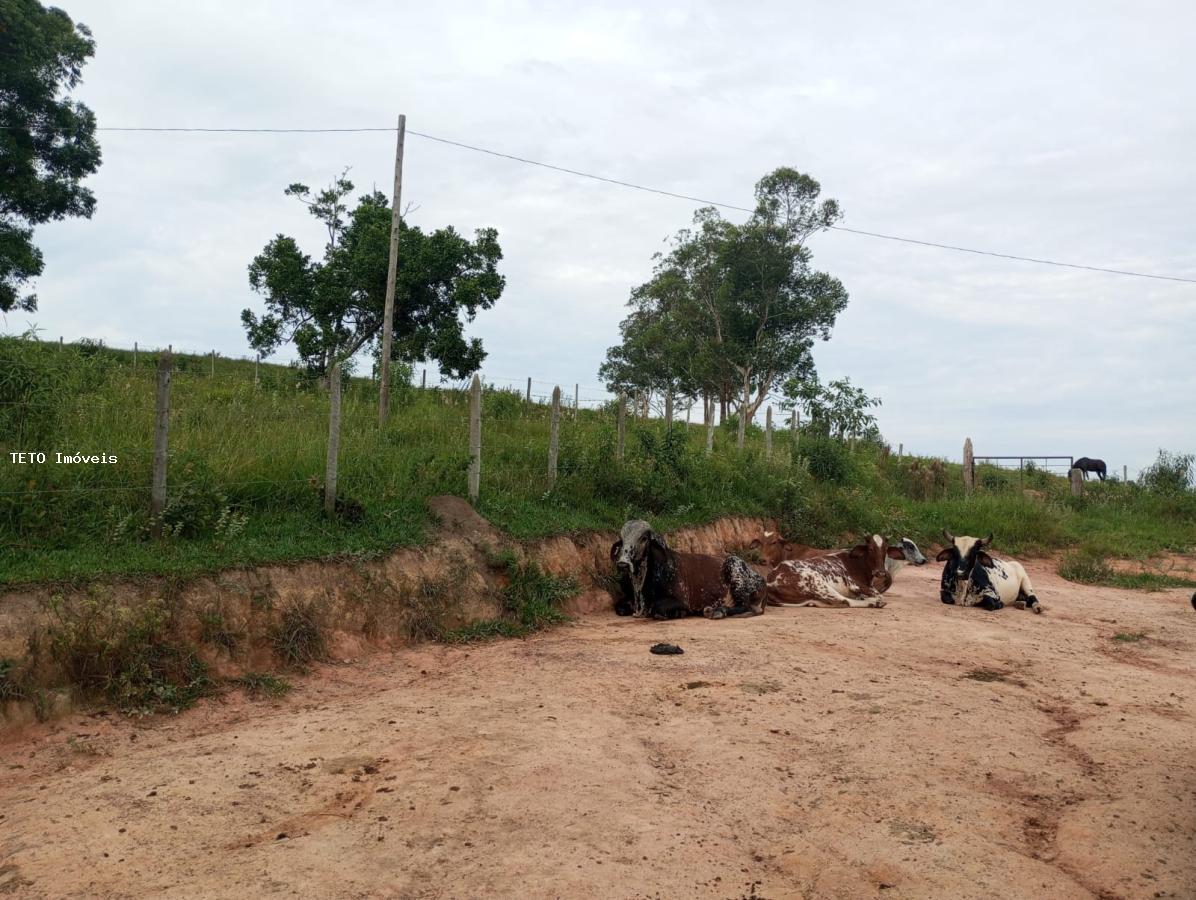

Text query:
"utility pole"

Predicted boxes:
[[379, 113, 406, 425]]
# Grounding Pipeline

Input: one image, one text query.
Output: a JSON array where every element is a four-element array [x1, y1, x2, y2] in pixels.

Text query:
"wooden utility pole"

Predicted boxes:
[[325, 363, 343, 516], [150, 350, 172, 537], [616, 392, 626, 462], [548, 386, 561, 487], [378, 113, 406, 425], [468, 374, 482, 505]]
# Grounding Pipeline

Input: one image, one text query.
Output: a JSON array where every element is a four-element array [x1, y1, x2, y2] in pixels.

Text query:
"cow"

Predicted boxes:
[[762, 535, 898, 609], [936, 531, 1042, 613], [1073, 457, 1107, 481], [609, 520, 767, 620], [750, 531, 927, 592]]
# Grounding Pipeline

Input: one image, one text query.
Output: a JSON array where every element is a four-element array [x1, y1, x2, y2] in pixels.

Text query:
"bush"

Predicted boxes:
[[1139, 449, 1194, 495], [1058, 548, 1115, 584], [43, 594, 212, 714], [800, 436, 853, 484]]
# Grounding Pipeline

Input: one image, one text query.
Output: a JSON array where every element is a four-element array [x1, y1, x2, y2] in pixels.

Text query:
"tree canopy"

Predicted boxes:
[[600, 168, 850, 445], [0, 0, 102, 312], [242, 173, 504, 378]]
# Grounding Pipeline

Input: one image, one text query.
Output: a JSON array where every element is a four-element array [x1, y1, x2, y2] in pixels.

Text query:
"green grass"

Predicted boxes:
[[233, 672, 293, 699], [445, 556, 577, 642], [2, 335, 1194, 588], [1112, 631, 1148, 643]]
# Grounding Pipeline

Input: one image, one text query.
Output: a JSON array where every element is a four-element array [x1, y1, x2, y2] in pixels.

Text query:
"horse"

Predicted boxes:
[[1073, 457, 1107, 481]]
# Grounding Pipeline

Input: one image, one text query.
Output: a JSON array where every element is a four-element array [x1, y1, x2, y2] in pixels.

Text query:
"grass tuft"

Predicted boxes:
[[270, 601, 327, 670]]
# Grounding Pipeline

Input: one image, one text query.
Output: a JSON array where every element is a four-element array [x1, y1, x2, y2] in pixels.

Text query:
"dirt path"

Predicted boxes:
[[2, 562, 1194, 899]]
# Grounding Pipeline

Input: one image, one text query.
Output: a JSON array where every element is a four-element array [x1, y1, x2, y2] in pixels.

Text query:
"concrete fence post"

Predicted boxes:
[[963, 437, 975, 497], [574, 384, 579, 420], [526, 377, 532, 404], [790, 409, 799, 455], [616, 392, 626, 462], [421, 369, 427, 390], [468, 374, 481, 505], [765, 406, 773, 459], [210, 350, 215, 378], [898, 442, 903, 460], [150, 350, 172, 537], [324, 363, 342, 517], [1070, 467, 1084, 497], [548, 386, 561, 488], [1123, 464, 1128, 483], [254, 353, 260, 388]]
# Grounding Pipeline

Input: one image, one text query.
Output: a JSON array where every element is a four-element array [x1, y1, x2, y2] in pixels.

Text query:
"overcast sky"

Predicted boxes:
[[14, 1, 1195, 475]]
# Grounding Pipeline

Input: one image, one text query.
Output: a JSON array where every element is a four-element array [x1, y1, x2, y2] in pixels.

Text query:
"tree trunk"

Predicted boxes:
[[737, 378, 749, 450]]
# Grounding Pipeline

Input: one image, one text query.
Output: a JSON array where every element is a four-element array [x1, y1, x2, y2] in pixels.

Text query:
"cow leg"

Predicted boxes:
[[978, 593, 1004, 611], [844, 593, 887, 609]]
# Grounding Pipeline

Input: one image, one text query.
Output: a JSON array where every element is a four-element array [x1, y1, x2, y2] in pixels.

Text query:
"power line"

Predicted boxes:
[[10, 123, 1196, 284]]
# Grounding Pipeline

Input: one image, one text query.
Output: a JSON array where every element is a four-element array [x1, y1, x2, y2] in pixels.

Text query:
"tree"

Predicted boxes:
[[783, 374, 881, 440], [600, 168, 848, 446], [0, 0, 102, 312], [242, 173, 504, 379]]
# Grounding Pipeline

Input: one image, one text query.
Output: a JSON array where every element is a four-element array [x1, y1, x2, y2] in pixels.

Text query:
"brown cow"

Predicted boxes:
[[751, 531, 927, 593], [610, 520, 766, 619], [764, 535, 902, 608]]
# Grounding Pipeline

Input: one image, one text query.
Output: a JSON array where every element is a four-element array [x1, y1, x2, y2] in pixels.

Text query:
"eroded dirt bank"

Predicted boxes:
[[1, 562, 1193, 899]]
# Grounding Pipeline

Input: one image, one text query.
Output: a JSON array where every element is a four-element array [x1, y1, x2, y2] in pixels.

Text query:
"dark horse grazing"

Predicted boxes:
[[1073, 457, 1107, 481]]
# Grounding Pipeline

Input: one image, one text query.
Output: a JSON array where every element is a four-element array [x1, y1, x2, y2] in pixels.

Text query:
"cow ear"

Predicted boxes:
[[849, 545, 868, 559], [935, 548, 954, 562], [749, 538, 762, 551], [609, 540, 623, 562], [886, 546, 906, 560], [977, 551, 994, 567]]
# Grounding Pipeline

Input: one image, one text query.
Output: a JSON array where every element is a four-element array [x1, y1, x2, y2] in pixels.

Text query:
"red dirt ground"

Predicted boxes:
[[1, 560, 1193, 899]]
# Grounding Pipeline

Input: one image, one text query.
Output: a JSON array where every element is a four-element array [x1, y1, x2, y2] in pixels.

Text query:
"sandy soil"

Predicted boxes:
[[1, 561, 1193, 899]]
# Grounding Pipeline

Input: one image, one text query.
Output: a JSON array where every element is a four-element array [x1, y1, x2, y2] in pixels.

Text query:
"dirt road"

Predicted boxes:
[[2, 561, 1193, 899]]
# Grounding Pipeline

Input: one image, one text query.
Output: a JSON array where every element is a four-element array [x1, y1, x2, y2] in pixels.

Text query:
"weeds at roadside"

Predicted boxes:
[[233, 672, 292, 699], [1112, 632, 1147, 643], [444, 558, 576, 644], [197, 603, 240, 653], [270, 601, 327, 670]]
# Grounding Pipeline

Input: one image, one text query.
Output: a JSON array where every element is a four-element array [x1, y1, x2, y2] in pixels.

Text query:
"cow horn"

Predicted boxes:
[[942, 529, 955, 544], [981, 532, 993, 545]]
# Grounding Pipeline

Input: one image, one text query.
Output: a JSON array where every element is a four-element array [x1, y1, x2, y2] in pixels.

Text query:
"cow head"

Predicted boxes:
[[934, 530, 994, 582], [749, 531, 812, 566], [848, 535, 895, 592], [609, 520, 666, 618], [891, 537, 927, 567]]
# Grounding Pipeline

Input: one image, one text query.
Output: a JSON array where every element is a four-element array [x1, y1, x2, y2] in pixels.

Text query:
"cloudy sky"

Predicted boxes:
[[16, 1, 1195, 475]]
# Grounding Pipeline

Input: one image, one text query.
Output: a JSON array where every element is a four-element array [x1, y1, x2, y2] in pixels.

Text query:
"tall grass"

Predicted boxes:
[[2, 335, 1193, 585]]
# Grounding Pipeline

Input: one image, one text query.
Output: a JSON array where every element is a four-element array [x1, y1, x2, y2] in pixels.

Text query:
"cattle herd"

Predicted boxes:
[[610, 520, 1044, 620]]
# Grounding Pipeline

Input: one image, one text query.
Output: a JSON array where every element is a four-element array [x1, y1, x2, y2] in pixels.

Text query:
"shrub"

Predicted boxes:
[[800, 435, 852, 484], [270, 601, 327, 670], [1058, 548, 1115, 584], [43, 594, 212, 714], [1139, 449, 1194, 495]]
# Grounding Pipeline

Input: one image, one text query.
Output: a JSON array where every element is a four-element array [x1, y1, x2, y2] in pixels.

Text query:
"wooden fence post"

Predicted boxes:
[[616, 392, 626, 462], [254, 353, 260, 388], [468, 374, 482, 505], [526, 377, 532, 404], [150, 350, 172, 537], [1069, 467, 1083, 497], [58, 336, 63, 350], [133, 341, 138, 369], [574, 384, 579, 420], [210, 350, 215, 378], [1123, 464, 1128, 483], [548, 386, 561, 487], [324, 363, 342, 517], [790, 409, 798, 456], [897, 442, 903, 459], [765, 406, 773, 459], [705, 393, 715, 455], [421, 369, 427, 390], [963, 437, 974, 496]]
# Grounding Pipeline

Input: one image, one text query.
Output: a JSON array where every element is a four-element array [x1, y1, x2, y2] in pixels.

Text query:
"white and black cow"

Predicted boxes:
[[936, 531, 1042, 613]]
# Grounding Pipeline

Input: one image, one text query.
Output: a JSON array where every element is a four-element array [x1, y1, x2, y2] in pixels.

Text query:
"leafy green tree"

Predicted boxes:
[[242, 173, 504, 378], [0, 0, 102, 312], [601, 168, 848, 446], [783, 374, 881, 440]]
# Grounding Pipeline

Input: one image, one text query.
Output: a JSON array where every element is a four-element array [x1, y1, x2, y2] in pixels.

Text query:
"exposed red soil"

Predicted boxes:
[[1, 561, 1194, 899]]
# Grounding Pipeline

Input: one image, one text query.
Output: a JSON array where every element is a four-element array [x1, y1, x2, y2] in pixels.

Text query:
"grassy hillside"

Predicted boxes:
[[2, 335, 1194, 587]]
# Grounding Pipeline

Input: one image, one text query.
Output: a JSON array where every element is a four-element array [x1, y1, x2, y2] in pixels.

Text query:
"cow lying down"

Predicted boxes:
[[750, 531, 927, 592], [610, 520, 766, 619], [937, 531, 1043, 613], [763, 534, 908, 608]]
